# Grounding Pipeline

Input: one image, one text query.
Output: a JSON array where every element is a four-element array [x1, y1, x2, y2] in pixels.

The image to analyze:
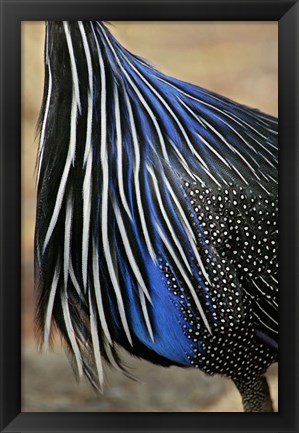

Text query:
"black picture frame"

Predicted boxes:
[[0, 0, 298, 432]]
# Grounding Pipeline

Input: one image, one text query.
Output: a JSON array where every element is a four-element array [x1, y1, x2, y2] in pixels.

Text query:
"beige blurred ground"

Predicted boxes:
[[22, 21, 278, 412]]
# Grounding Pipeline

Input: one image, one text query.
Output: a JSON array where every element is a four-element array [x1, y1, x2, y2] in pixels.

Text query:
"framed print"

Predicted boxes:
[[1, 0, 299, 432]]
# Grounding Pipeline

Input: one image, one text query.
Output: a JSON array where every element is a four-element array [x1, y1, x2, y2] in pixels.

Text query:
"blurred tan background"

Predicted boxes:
[[22, 21, 278, 412]]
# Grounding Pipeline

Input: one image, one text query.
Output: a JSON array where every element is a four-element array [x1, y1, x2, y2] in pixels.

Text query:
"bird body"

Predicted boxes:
[[35, 21, 278, 411]]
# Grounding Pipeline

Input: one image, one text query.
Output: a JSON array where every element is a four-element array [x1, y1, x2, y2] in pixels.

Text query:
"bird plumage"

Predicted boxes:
[[35, 21, 278, 410]]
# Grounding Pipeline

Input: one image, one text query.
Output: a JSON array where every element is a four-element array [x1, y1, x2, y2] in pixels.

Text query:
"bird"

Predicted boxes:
[[34, 21, 278, 412]]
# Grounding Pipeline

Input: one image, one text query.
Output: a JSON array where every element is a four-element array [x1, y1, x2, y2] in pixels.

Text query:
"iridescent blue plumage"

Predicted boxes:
[[35, 21, 278, 411]]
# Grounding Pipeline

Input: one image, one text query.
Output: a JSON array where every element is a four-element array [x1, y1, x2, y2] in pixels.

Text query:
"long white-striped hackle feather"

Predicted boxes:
[[123, 53, 211, 172], [37, 24, 52, 184], [63, 21, 81, 112], [163, 177, 211, 285], [88, 289, 104, 390], [146, 164, 192, 274], [156, 76, 266, 184], [114, 83, 133, 220], [111, 199, 155, 341], [42, 86, 78, 253], [251, 297, 278, 327], [253, 314, 276, 334], [97, 22, 169, 163], [122, 50, 260, 190], [64, 195, 73, 287], [99, 20, 215, 335], [69, 261, 84, 299], [195, 130, 248, 185], [78, 21, 94, 291], [78, 21, 93, 165], [138, 287, 154, 342], [124, 91, 157, 263], [112, 200, 152, 303], [93, 23, 133, 346], [101, 19, 213, 333], [158, 74, 278, 151], [164, 177, 196, 242], [82, 152, 92, 291], [156, 225, 212, 335], [92, 241, 113, 345], [61, 288, 84, 377], [168, 140, 198, 182], [164, 78, 274, 180], [43, 264, 60, 349]]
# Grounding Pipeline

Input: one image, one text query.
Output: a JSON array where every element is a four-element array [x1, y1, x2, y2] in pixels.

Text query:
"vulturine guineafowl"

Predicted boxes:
[[35, 21, 278, 412]]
